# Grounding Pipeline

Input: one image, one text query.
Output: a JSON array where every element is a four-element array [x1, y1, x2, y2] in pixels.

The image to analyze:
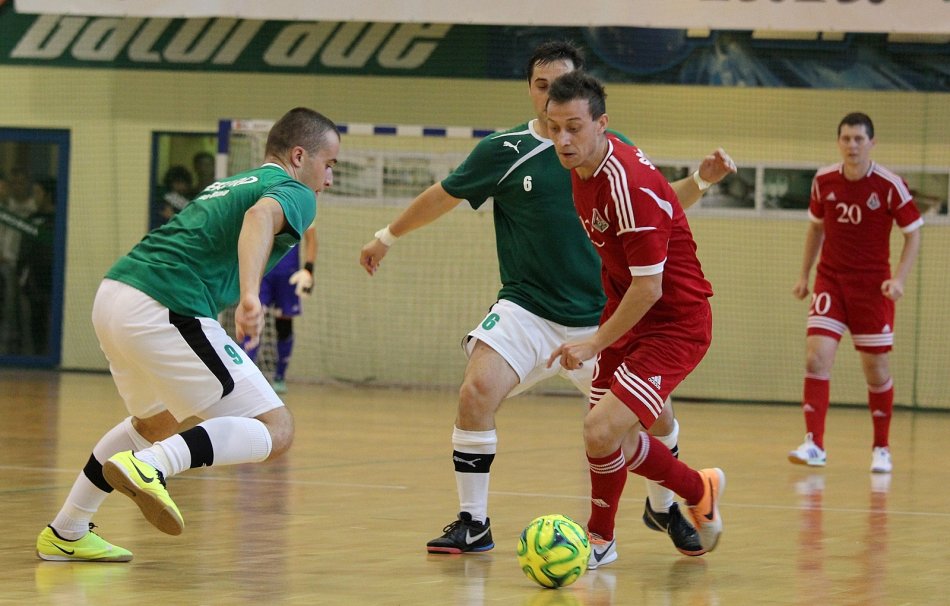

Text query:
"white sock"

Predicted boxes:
[[138, 417, 273, 479], [452, 426, 497, 524], [644, 419, 679, 514], [51, 417, 151, 539]]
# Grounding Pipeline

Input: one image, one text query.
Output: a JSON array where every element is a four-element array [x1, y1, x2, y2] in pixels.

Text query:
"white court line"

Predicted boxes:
[[184, 475, 409, 491], [11, 464, 950, 516], [0, 464, 407, 491]]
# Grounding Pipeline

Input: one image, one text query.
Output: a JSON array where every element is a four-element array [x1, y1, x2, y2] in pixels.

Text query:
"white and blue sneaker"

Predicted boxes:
[[587, 534, 617, 570], [870, 446, 892, 474], [788, 433, 827, 467]]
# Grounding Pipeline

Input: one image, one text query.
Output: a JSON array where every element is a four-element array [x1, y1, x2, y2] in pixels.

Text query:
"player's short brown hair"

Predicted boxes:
[[266, 107, 340, 157], [547, 70, 607, 119]]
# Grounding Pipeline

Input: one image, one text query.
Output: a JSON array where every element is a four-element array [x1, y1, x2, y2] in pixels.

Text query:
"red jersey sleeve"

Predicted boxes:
[[615, 184, 673, 277], [808, 168, 830, 223], [889, 177, 923, 233]]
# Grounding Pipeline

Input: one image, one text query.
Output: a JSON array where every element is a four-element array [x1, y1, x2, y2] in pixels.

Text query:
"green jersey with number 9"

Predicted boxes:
[[106, 163, 316, 318]]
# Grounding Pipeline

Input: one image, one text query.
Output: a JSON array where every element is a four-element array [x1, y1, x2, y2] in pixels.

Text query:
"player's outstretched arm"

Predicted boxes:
[[360, 182, 462, 276], [671, 148, 738, 209]]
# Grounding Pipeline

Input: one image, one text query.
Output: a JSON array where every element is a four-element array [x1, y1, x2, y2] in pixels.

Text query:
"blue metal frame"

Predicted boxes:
[[0, 127, 69, 368]]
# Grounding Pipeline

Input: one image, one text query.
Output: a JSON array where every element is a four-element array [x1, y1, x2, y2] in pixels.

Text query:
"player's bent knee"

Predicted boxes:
[[132, 411, 180, 443], [805, 357, 833, 376], [582, 417, 616, 455], [649, 404, 675, 434], [458, 379, 502, 416], [258, 406, 295, 460]]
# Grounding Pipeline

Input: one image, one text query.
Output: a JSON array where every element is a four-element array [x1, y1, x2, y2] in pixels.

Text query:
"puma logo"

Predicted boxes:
[[503, 140, 522, 154], [453, 455, 481, 468]]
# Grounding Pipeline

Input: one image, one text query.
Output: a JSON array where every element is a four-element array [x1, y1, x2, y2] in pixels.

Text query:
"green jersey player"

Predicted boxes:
[[36, 107, 339, 563], [359, 41, 736, 559]]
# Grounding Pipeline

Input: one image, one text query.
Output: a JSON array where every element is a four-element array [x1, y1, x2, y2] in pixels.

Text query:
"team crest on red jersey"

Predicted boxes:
[[591, 208, 609, 233], [866, 192, 881, 210]]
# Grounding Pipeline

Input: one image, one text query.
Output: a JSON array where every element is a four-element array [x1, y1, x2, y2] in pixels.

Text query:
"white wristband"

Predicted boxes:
[[692, 170, 712, 192], [374, 225, 398, 247]]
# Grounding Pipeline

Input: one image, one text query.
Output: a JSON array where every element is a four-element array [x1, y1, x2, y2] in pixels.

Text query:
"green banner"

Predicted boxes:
[[0, 7, 491, 76], [3, 5, 949, 90]]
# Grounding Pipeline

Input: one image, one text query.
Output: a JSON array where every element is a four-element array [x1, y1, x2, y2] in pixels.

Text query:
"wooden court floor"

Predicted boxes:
[[2, 369, 949, 605]]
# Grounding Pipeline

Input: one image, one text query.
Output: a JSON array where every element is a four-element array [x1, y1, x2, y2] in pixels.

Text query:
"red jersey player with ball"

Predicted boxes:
[[788, 112, 922, 474], [544, 70, 725, 565]]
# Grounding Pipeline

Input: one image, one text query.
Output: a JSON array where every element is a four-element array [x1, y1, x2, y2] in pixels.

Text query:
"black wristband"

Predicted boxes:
[[304, 262, 314, 274]]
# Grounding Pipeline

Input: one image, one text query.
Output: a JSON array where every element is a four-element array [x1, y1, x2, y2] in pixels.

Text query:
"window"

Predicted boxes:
[[0, 129, 69, 365], [150, 132, 217, 231]]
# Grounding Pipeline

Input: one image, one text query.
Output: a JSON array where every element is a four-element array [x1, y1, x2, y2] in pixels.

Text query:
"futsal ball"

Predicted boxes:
[[517, 514, 591, 589]]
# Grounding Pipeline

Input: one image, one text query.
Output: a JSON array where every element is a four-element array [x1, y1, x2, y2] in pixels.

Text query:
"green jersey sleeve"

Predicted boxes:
[[266, 180, 317, 238], [441, 123, 532, 210]]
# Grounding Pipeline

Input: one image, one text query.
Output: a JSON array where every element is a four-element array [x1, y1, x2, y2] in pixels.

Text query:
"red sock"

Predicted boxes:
[[868, 379, 893, 448], [626, 432, 704, 505], [587, 448, 627, 541], [802, 375, 830, 449]]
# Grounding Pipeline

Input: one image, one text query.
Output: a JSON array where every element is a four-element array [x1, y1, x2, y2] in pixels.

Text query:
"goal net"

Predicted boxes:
[[217, 120, 501, 389], [217, 116, 950, 407]]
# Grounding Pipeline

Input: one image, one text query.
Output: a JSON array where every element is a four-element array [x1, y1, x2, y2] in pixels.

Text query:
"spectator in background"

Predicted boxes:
[[0, 166, 37, 352], [18, 177, 57, 355], [154, 165, 193, 228], [192, 151, 216, 196], [0, 170, 7, 353]]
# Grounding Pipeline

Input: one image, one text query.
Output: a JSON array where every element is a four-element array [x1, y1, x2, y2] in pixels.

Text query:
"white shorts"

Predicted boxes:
[[463, 299, 596, 398], [92, 279, 283, 422]]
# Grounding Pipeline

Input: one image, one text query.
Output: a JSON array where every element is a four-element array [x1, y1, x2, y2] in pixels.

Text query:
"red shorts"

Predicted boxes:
[[807, 269, 894, 353], [591, 301, 711, 430]]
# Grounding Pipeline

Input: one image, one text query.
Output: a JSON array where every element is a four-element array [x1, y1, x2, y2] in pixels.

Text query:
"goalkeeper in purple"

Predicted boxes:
[[35, 107, 339, 563], [244, 223, 318, 394]]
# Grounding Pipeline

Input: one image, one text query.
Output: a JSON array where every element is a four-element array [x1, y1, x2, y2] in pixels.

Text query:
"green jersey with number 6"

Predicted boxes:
[[443, 119, 628, 327], [106, 163, 316, 318]]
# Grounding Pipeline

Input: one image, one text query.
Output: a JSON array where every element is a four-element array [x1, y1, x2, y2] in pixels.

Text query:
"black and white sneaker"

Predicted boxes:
[[642, 497, 669, 532], [426, 512, 494, 554], [643, 498, 705, 556]]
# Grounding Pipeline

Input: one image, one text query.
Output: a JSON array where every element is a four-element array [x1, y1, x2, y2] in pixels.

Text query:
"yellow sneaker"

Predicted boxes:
[[103, 450, 184, 536], [36, 524, 132, 562], [686, 468, 726, 553]]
